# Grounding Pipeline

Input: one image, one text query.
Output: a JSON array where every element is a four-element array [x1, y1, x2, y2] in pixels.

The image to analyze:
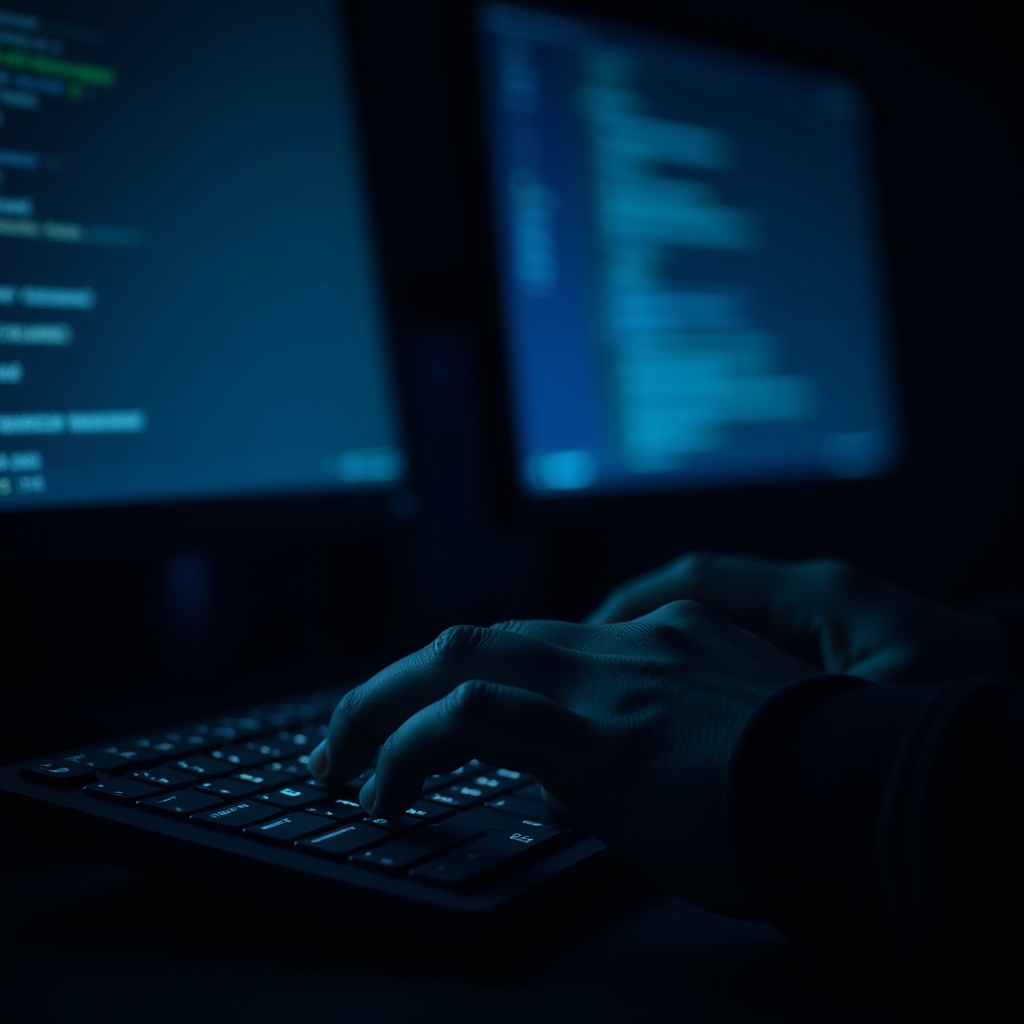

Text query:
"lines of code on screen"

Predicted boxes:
[[0, 1, 405, 510], [480, 2, 900, 497]]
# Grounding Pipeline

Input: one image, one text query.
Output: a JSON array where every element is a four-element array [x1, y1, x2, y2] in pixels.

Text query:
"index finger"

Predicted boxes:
[[313, 623, 576, 786]]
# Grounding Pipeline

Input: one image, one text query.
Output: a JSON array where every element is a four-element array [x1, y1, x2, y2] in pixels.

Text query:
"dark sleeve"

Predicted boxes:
[[730, 673, 1024, 963]]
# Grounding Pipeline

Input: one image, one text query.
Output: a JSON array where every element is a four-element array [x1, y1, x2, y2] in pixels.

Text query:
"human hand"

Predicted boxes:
[[586, 554, 1008, 685], [309, 602, 816, 917]]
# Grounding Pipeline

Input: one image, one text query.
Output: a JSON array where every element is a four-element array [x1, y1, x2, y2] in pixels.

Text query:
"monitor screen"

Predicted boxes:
[[478, 2, 900, 497], [0, 0, 406, 513]]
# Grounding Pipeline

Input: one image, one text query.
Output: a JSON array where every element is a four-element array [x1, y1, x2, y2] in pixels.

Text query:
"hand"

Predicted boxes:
[[310, 601, 816, 917], [586, 554, 1008, 685]]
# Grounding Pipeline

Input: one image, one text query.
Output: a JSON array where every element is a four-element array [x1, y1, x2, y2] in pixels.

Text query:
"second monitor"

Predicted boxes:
[[478, 1, 900, 499]]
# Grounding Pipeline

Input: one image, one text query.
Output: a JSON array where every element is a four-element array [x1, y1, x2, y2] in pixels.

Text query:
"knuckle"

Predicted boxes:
[[663, 597, 704, 619], [429, 624, 486, 664], [640, 599, 709, 643], [488, 619, 519, 633], [638, 614, 687, 648]]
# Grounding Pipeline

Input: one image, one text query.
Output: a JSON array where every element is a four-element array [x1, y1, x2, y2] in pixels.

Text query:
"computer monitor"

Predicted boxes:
[[477, 1, 900, 501], [0, 1, 408, 542]]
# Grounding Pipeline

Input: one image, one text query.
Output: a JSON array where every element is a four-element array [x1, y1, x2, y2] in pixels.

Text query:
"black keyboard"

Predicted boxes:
[[0, 688, 606, 912]]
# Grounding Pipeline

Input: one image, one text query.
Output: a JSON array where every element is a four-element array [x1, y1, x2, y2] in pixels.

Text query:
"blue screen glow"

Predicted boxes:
[[479, 2, 900, 496], [0, 0, 405, 511]]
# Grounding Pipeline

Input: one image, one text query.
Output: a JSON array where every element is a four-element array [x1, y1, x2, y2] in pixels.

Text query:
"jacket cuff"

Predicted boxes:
[[728, 673, 925, 946]]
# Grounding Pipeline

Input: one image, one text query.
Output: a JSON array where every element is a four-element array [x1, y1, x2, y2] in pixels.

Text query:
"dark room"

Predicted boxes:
[[0, 1, 1021, 1021]]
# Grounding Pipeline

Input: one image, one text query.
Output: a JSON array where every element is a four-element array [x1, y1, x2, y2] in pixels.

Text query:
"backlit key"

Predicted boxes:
[[242, 812, 332, 846]]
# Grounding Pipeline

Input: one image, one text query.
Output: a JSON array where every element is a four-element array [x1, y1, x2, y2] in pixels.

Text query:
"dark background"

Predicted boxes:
[[2, 0, 1021, 764]]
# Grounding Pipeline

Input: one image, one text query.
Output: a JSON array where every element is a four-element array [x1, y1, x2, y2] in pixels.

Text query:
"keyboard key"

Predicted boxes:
[[126, 767, 196, 789], [242, 811, 332, 846], [19, 760, 97, 788], [271, 757, 311, 777], [156, 730, 210, 753], [139, 790, 224, 817], [421, 773, 458, 793], [419, 762, 480, 793], [65, 750, 133, 773], [269, 730, 318, 754], [305, 797, 365, 822], [169, 755, 235, 778], [435, 806, 538, 835], [296, 822, 389, 860], [431, 783, 490, 808], [422, 791, 475, 810], [194, 716, 263, 743], [360, 815, 424, 834], [464, 773, 523, 796], [255, 785, 321, 809], [209, 746, 267, 769], [195, 778, 263, 800], [410, 824, 560, 888], [85, 778, 161, 804], [231, 768, 293, 788], [350, 837, 453, 874], [191, 801, 276, 832], [401, 800, 455, 823], [242, 739, 288, 761], [97, 744, 163, 769], [350, 820, 482, 874], [484, 797, 561, 828], [131, 738, 191, 759], [339, 768, 374, 794], [511, 782, 546, 804]]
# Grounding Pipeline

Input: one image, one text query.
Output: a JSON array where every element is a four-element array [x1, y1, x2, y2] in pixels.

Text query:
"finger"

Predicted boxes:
[[314, 624, 577, 786], [490, 617, 640, 656], [366, 680, 589, 817], [488, 618, 588, 643], [585, 552, 793, 629], [587, 553, 883, 673], [584, 562, 692, 624]]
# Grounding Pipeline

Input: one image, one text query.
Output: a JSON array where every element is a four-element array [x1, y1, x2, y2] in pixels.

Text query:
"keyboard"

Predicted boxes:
[[0, 688, 606, 912]]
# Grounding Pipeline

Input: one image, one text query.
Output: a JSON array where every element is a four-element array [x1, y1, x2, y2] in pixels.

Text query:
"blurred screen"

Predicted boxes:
[[0, 0, 406, 512], [479, 1, 900, 496]]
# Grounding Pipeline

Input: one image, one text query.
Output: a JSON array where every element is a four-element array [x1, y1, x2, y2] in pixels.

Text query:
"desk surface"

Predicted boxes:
[[3, 855, 1010, 1024]]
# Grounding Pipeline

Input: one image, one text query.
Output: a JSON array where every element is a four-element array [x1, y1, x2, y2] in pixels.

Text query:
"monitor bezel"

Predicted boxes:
[[0, 1, 421, 563]]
